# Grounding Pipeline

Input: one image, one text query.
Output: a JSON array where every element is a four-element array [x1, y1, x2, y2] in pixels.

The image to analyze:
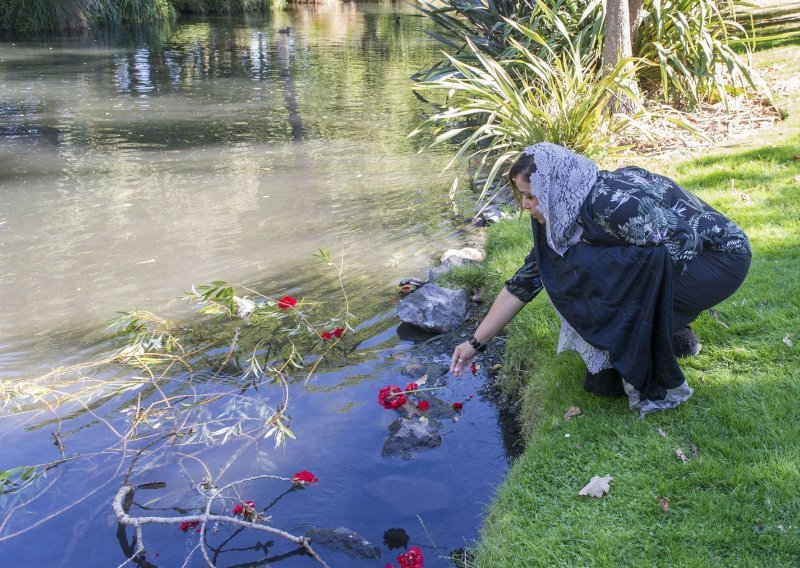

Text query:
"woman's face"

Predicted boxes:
[[513, 173, 545, 223]]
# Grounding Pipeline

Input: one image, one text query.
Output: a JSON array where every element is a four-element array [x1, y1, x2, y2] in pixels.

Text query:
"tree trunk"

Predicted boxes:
[[603, 0, 633, 71], [602, 0, 638, 112], [628, 0, 645, 45]]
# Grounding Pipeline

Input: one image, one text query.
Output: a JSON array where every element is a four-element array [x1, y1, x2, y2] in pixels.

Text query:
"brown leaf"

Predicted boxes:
[[564, 406, 581, 421], [675, 448, 689, 463], [792, 154, 800, 161], [709, 308, 729, 328], [783, 334, 793, 347], [657, 428, 667, 438], [491, 363, 503, 371], [578, 475, 612, 498], [658, 497, 670, 514]]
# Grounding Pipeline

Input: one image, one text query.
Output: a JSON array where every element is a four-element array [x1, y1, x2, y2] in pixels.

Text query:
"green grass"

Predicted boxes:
[[464, 133, 800, 566]]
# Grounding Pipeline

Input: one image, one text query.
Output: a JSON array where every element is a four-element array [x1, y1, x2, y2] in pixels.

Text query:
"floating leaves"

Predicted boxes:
[[563, 406, 581, 421], [578, 475, 612, 498]]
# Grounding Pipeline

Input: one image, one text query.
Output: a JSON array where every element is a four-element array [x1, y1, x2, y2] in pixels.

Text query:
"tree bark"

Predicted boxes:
[[603, 0, 638, 112], [628, 0, 645, 45], [603, 0, 633, 71]]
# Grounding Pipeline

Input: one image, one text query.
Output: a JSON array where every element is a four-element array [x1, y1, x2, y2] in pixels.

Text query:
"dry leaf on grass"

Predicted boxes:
[[783, 334, 793, 347], [675, 448, 689, 463], [794, 175, 800, 184], [564, 406, 581, 421], [578, 475, 612, 498], [709, 308, 729, 328], [657, 428, 667, 438], [658, 497, 670, 514]]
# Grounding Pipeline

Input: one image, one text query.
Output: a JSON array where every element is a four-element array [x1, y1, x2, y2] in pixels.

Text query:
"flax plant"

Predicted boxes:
[[417, 0, 786, 109], [411, 33, 648, 199]]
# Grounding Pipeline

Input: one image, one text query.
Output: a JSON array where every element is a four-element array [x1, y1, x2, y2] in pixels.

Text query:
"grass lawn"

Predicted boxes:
[[461, 59, 800, 567]]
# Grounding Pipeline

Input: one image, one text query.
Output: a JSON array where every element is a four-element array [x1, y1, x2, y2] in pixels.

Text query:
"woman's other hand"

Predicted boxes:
[[450, 341, 478, 377]]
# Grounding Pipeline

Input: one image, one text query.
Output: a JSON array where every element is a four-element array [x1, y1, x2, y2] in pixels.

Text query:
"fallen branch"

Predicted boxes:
[[112, 480, 331, 568]]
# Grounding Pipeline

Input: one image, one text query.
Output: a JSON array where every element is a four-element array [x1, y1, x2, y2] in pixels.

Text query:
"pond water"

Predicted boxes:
[[0, 4, 513, 566]]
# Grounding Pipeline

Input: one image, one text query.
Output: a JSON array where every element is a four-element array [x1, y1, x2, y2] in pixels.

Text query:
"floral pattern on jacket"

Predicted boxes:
[[505, 166, 750, 303]]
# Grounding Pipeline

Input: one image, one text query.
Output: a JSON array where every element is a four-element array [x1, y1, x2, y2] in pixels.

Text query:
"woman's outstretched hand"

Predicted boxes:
[[450, 341, 478, 377]]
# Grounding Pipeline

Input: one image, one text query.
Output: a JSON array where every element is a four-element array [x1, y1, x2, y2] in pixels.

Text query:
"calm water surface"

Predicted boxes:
[[0, 5, 511, 566]]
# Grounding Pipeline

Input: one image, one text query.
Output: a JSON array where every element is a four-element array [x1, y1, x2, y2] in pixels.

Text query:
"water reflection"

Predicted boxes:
[[0, 4, 467, 366]]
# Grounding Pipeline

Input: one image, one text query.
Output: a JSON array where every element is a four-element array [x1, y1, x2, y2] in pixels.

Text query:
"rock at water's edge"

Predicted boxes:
[[396, 284, 467, 333]]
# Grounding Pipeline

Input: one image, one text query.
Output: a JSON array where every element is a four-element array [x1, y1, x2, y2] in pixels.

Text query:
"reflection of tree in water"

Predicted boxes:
[[276, 33, 306, 142]]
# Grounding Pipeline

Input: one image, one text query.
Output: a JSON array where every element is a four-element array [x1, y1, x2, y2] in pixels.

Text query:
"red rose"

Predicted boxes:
[[401, 285, 411, 291], [291, 471, 319, 485], [397, 545, 424, 568], [333, 327, 344, 338], [378, 385, 407, 409], [233, 504, 243, 515], [405, 382, 418, 392], [417, 400, 430, 411], [321, 331, 333, 340], [470, 362, 478, 375], [452, 401, 463, 410], [277, 295, 297, 309], [179, 521, 200, 532]]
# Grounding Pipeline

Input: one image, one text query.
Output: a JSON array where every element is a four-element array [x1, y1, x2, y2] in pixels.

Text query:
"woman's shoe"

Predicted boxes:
[[673, 326, 702, 358], [583, 368, 626, 397]]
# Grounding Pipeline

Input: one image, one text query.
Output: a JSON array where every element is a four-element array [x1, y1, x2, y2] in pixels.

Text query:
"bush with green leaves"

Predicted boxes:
[[410, 28, 651, 197], [417, 0, 782, 109]]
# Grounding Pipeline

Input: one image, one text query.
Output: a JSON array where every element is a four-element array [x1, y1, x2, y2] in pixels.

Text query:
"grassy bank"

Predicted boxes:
[[461, 79, 800, 568]]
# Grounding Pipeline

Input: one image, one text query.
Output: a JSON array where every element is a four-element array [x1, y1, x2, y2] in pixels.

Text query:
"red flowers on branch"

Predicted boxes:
[[387, 545, 423, 568], [378, 385, 407, 409], [321, 327, 345, 341], [417, 400, 430, 412], [233, 500, 256, 520], [277, 295, 297, 310], [405, 382, 418, 392], [291, 471, 319, 486], [179, 520, 200, 532]]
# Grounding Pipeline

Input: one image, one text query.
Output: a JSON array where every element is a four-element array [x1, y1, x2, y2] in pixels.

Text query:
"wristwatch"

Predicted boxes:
[[468, 335, 487, 352]]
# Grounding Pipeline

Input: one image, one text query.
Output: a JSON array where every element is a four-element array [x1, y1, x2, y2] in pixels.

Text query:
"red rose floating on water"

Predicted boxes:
[[378, 385, 407, 409], [397, 545, 424, 568], [470, 362, 478, 375], [417, 400, 430, 411], [291, 471, 319, 485], [277, 295, 297, 310], [452, 401, 464, 411]]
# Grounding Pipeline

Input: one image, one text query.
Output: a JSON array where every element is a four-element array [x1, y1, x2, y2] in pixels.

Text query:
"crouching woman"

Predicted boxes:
[[450, 143, 751, 414]]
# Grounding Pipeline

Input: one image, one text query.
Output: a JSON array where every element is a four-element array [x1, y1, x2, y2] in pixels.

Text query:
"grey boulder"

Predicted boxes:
[[396, 284, 467, 333]]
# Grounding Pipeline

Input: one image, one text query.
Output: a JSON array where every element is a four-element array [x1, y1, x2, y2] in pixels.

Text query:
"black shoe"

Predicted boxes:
[[583, 368, 626, 398], [673, 326, 702, 358]]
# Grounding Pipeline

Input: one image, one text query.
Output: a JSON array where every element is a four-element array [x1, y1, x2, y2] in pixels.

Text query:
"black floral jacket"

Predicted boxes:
[[505, 166, 751, 302]]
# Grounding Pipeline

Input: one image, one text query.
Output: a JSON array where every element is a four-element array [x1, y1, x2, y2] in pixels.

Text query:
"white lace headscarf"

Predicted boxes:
[[522, 143, 599, 257]]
